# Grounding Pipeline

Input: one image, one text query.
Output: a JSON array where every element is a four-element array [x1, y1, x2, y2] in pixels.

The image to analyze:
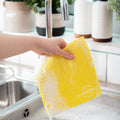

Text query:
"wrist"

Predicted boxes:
[[31, 36, 46, 51]]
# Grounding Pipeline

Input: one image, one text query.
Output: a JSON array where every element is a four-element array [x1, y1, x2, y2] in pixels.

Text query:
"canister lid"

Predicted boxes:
[[100, 0, 108, 1], [95, 0, 108, 1]]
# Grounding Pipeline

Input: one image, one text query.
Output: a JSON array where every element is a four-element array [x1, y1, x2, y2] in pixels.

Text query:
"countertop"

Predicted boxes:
[[2, 30, 120, 55], [63, 31, 120, 55]]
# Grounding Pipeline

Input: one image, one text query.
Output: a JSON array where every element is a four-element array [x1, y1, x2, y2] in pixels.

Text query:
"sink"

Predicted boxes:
[[0, 74, 10, 81], [29, 85, 120, 120], [53, 82, 120, 120], [0, 78, 120, 120], [0, 79, 37, 110], [0, 78, 42, 120], [53, 94, 120, 120]]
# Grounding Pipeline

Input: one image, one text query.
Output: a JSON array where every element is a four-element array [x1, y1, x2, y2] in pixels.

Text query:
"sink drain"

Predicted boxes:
[[24, 109, 30, 117]]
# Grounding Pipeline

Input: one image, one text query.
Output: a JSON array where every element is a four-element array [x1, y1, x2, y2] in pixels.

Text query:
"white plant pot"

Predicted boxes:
[[113, 12, 120, 37], [0, 0, 4, 31], [3, 2, 36, 33], [36, 13, 65, 36]]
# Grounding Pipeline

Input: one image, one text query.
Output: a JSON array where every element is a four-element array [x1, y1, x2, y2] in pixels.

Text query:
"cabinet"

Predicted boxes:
[[20, 51, 38, 67], [6, 55, 20, 63], [107, 54, 120, 84], [90, 51, 107, 82]]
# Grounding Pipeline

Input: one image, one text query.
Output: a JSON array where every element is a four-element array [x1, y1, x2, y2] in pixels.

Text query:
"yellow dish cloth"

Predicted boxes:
[[36, 37, 102, 116]]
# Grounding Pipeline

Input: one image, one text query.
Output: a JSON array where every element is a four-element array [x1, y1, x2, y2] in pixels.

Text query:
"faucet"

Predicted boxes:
[[45, 0, 69, 38]]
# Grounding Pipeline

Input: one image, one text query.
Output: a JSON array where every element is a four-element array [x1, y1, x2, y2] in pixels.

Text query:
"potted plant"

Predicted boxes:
[[108, 0, 120, 37], [24, 0, 73, 36], [3, 0, 35, 33]]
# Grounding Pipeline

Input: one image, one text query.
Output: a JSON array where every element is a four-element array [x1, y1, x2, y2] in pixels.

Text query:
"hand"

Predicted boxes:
[[33, 37, 74, 60]]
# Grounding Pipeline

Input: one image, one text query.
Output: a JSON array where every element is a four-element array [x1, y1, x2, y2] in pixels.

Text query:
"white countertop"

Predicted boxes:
[[86, 38, 120, 55], [2, 30, 120, 55], [62, 31, 120, 55]]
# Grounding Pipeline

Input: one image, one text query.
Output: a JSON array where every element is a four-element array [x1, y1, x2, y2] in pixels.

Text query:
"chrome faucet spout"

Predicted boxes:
[[45, 0, 52, 38], [60, 0, 69, 21], [45, 0, 69, 38]]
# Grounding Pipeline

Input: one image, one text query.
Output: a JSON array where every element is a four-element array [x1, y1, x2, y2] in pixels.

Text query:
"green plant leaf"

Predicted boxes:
[[6, 0, 74, 13], [23, 0, 74, 13], [108, 0, 120, 21]]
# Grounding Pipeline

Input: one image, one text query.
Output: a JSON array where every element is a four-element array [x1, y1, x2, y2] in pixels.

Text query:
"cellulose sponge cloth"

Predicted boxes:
[[35, 37, 102, 116]]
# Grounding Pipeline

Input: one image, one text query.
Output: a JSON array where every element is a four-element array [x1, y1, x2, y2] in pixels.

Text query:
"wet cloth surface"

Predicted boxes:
[[36, 37, 102, 116]]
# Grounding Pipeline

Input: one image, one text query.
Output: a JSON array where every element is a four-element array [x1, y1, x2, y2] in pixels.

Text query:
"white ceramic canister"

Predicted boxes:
[[3, 2, 35, 33], [74, 0, 93, 38], [36, 13, 65, 36], [92, 0, 113, 42]]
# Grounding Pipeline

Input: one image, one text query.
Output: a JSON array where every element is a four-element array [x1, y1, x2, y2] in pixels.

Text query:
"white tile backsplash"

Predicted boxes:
[[20, 51, 38, 67], [91, 51, 107, 82], [107, 54, 120, 85]]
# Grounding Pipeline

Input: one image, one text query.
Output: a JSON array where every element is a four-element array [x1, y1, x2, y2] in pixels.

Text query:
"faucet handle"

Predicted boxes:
[[60, 0, 69, 21]]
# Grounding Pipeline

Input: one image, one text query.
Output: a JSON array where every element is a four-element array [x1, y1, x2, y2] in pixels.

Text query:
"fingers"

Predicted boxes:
[[59, 40, 67, 49], [56, 48, 74, 60], [57, 38, 67, 49], [55, 38, 74, 59], [33, 37, 74, 60], [34, 49, 74, 60]]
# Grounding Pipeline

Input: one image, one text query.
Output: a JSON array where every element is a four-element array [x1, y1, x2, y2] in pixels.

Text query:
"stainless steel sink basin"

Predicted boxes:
[[52, 82, 120, 120], [0, 79, 37, 110], [0, 78, 40, 120], [0, 78, 120, 120], [31, 83, 120, 120]]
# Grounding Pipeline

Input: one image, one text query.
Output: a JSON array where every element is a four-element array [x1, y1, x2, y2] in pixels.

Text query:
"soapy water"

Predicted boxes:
[[37, 94, 120, 120], [49, 102, 120, 120]]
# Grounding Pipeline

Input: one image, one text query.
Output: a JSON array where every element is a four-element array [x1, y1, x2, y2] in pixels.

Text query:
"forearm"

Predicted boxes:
[[0, 33, 39, 59], [0, 33, 74, 60]]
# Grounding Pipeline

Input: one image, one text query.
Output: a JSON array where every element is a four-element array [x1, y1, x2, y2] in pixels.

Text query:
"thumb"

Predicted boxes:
[[57, 48, 74, 60]]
